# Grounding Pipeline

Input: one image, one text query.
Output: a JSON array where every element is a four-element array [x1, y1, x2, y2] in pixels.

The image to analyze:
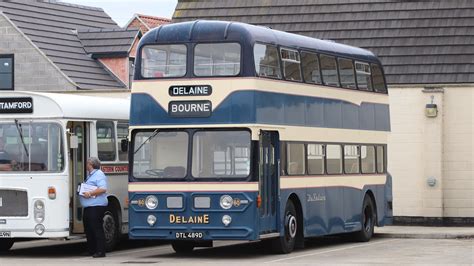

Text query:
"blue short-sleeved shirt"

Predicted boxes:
[[79, 169, 108, 208]]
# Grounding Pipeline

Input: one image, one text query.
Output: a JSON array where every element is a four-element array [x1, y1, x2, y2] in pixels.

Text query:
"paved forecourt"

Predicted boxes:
[[0, 235, 472, 265]]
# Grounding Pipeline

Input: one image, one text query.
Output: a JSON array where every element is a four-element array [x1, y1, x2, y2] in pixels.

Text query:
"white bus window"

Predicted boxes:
[[307, 144, 324, 175], [117, 123, 128, 162], [97, 121, 116, 162], [355, 62, 372, 91], [254, 43, 282, 79], [194, 43, 241, 76], [338, 58, 356, 89], [326, 145, 342, 174], [141, 44, 187, 78], [344, 145, 360, 174], [287, 143, 305, 175], [377, 146, 385, 173], [361, 145, 376, 174], [301, 51, 322, 84], [133, 131, 188, 179], [280, 48, 302, 81], [371, 64, 387, 93], [0, 122, 64, 172], [320, 55, 339, 86], [192, 131, 251, 178]]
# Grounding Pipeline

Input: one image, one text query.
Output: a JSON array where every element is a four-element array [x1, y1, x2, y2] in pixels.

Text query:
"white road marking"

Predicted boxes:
[[264, 239, 400, 263]]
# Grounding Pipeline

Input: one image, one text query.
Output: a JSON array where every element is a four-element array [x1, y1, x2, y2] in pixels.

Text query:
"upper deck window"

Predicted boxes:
[[355, 62, 373, 91], [194, 43, 241, 76], [320, 55, 339, 86], [280, 48, 302, 81], [338, 58, 356, 89], [371, 64, 387, 93], [254, 44, 282, 79], [301, 52, 322, 84], [141, 45, 187, 78]]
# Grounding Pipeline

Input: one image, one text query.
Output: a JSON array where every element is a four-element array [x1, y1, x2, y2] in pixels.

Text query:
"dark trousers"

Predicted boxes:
[[83, 206, 106, 255]]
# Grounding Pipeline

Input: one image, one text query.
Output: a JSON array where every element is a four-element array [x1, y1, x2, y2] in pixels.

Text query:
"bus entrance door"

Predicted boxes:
[[258, 131, 279, 234], [68, 122, 88, 234]]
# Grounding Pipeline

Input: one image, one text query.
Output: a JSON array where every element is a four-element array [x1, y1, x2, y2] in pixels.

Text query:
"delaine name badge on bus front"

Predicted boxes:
[[169, 100, 212, 118]]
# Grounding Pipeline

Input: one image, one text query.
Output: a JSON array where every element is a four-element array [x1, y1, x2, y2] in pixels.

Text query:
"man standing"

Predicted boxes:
[[80, 157, 108, 258], [0, 137, 12, 171]]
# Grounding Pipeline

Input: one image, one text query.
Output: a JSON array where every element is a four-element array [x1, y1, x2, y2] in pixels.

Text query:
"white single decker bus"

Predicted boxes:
[[0, 91, 130, 251]]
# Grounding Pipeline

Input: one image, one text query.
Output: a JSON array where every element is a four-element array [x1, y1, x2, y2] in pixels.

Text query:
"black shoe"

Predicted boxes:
[[92, 253, 106, 258]]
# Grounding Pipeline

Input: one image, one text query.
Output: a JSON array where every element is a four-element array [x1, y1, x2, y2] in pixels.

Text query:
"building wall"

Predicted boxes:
[[389, 86, 474, 219], [0, 14, 76, 91], [99, 57, 129, 87]]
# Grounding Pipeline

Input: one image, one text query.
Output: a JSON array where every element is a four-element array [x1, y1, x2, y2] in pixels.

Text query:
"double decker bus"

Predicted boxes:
[[0, 92, 130, 251], [128, 20, 393, 254]]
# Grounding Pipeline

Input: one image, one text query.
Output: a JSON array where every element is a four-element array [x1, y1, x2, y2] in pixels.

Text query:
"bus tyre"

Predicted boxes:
[[353, 195, 376, 242], [103, 207, 120, 252], [0, 239, 14, 252], [272, 201, 297, 254], [171, 241, 195, 254]]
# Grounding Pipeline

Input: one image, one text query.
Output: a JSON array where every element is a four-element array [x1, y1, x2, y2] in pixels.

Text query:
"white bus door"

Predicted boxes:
[[259, 131, 279, 234], [69, 122, 87, 234]]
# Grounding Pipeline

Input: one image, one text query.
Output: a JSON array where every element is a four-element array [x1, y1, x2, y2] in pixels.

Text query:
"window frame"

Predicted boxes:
[[116, 122, 129, 163], [337, 57, 357, 90], [370, 63, 388, 94], [0, 54, 14, 91], [354, 61, 373, 91], [306, 143, 325, 175], [343, 144, 361, 174], [253, 42, 283, 80], [325, 144, 343, 175], [139, 43, 189, 79], [300, 50, 323, 85], [319, 54, 341, 87], [96, 120, 117, 163], [376, 145, 386, 174], [286, 142, 307, 176], [279, 47, 303, 82], [361, 145, 376, 174], [192, 42, 242, 78]]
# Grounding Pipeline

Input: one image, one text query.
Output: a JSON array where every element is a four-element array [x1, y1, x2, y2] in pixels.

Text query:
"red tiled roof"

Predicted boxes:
[[136, 14, 170, 29]]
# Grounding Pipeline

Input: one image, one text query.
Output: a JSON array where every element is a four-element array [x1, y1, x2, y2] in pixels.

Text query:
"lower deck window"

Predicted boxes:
[[344, 145, 360, 174], [326, 144, 342, 174], [287, 143, 305, 175]]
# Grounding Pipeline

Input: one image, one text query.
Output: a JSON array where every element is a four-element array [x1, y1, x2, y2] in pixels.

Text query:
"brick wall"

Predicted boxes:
[[99, 57, 129, 87], [0, 14, 76, 91]]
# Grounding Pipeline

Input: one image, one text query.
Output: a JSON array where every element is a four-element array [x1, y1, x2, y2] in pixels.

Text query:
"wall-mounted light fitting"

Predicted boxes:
[[425, 95, 438, 118]]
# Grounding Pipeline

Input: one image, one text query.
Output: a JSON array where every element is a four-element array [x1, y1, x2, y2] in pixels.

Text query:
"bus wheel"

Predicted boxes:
[[103, 207, 120, 252], [272, 200, 297, 254], [0, 239, 14, 252], [353, 195, 376, 242], [171, 241, 195, 254]]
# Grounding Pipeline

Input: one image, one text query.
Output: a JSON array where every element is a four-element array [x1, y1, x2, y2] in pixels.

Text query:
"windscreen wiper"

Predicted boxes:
[[134, 129, 159, 154], [14, 119, 29, 157]]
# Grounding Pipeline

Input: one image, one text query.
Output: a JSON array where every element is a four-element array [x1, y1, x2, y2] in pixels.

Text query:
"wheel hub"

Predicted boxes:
[[287, 214, 297, 239]]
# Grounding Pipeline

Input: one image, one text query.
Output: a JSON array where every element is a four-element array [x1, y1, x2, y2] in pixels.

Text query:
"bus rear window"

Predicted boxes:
[[254, 44, 282, 79], [141, 44, 187, 78], [371, 64, 387, 93], [194, 43, 241, 76]]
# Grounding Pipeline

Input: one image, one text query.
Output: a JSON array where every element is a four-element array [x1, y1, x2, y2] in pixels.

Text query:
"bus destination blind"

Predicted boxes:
[[0, 97, 33, 114], [169, 100, 212, 118]]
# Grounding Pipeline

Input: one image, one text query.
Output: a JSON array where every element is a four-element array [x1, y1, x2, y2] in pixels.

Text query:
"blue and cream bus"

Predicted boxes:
[[127, 20, 393, 254]]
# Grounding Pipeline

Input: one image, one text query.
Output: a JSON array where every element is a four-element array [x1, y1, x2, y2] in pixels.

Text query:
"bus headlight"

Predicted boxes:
[[34, 200, 45, 223], [145, 195, 158, 209], [35, 224, 45, 235], [222, 215, 232, 226], [147, 215, 157, 226], [220, 195, 233, 210]]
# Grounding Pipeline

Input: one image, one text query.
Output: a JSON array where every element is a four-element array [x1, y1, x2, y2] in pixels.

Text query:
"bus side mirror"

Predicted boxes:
[[70, 136, 79, 149], [121, 139, 129, 152]]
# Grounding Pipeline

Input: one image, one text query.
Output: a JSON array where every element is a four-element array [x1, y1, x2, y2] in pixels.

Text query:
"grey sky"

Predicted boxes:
[[60, 0, 178, 26]]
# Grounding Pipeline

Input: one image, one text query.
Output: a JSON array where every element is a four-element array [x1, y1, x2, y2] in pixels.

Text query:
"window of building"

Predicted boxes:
[[194, 43, 241, 76], [287, 143, 305, 175], [338, 58, 356, 89], [377, 146, 385, 173], [254, 43, 282, 79], [280, 48, 302, 81], [361, 145, 376, 174], [355, 62, 372, 91], [344, 145, 360, 174], [117, 123, 128, 162], [141, 44, 187, 78], [371, 64, 387, 93], [0, 55, 14, 90], [307, 144, 324, 175], [129, 59, 135, 88], [320, 55, 339, 86], [301, 51, 322, 84], [96, 121, 116, 161], [326, 144, 342, 174]]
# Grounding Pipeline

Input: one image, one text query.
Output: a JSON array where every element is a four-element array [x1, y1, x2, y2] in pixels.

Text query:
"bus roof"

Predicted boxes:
[[0, 91, 130, 120], [138, 20, 379, 63]]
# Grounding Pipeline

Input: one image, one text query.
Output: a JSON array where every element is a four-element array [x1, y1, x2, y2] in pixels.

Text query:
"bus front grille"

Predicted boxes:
[[0, 189, 28, 217]]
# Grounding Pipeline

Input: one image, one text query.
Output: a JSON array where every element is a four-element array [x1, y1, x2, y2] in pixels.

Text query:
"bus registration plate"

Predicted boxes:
[[0, 231, 11, 238], [175, 232, 203, 239]]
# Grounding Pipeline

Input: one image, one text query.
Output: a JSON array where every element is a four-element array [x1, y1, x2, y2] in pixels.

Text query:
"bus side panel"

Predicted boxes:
[[300, 187, 328, 236]]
